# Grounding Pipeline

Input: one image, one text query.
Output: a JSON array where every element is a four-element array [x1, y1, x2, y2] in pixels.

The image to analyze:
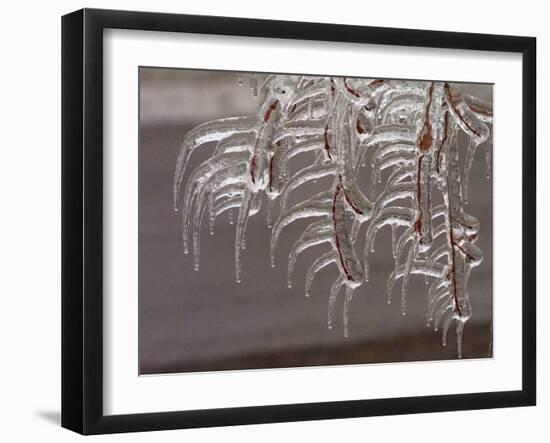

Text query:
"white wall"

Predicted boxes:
[[0, 1, 545, 441]]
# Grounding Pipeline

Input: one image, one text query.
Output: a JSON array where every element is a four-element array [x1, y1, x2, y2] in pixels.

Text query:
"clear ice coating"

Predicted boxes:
[[173, 75, 493, 358]]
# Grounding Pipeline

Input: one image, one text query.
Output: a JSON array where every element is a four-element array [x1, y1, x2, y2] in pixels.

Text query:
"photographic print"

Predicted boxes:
[[62, 10, 536, 433], [139, 67, 493, 375]]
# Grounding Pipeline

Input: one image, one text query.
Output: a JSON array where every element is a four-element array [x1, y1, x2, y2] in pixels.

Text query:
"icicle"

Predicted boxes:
[[266, 197, 273, 228], [181, 216, 190, 255], [272, 118, 326, 143], [445, 83, 490, 146], [417, 154, 433, 250], [332, 185, 365, 285], [192, 188, 210, 271], [391, 225, 398, 258], [288, 79, 330, 110], [427, 288, 451, 321], [434, 303, 453, 332], [181, 158, 249, 255], [274, 136, 324, 176], [328, 276, 344, 330], [364, 207, 415, 273], [208, 193, 215, 235], [287, 221, 332, 289], [378, 94, 424, 124], [214, 197, 242, 219], [234, 192, 252, 283], [463, 140, 479, 204], [280, 163, 336, 212], [401, 240, 417, 315], [350, 219, 361, 244], [174, 117, 256, 209], [270, 192, 332, 268], [355, 124, 416, 170], [441, 314, 453, 347], [375, 183, 416, 212], [456, 319, 465, 358], [343, 286, 354, 338], [374, 152, 416, 179], [305, 252, 336, 298], [370, 142, 415, 173], [394, 228, 414, 268], [214, 132, 254, 157]]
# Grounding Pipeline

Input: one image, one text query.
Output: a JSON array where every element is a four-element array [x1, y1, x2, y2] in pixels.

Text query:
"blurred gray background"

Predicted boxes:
[[139, 68, 493, 375]]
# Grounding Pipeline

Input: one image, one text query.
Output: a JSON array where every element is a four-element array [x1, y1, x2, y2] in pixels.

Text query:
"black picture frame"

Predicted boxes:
[[62, 8, 536, 435]]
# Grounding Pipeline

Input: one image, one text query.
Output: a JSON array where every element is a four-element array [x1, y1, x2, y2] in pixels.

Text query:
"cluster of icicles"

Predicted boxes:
[[174, 75, 493, 358]]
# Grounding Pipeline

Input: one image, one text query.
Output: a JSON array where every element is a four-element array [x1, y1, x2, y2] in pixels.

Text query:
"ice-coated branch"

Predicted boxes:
[[173, 74, 492, 358]]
